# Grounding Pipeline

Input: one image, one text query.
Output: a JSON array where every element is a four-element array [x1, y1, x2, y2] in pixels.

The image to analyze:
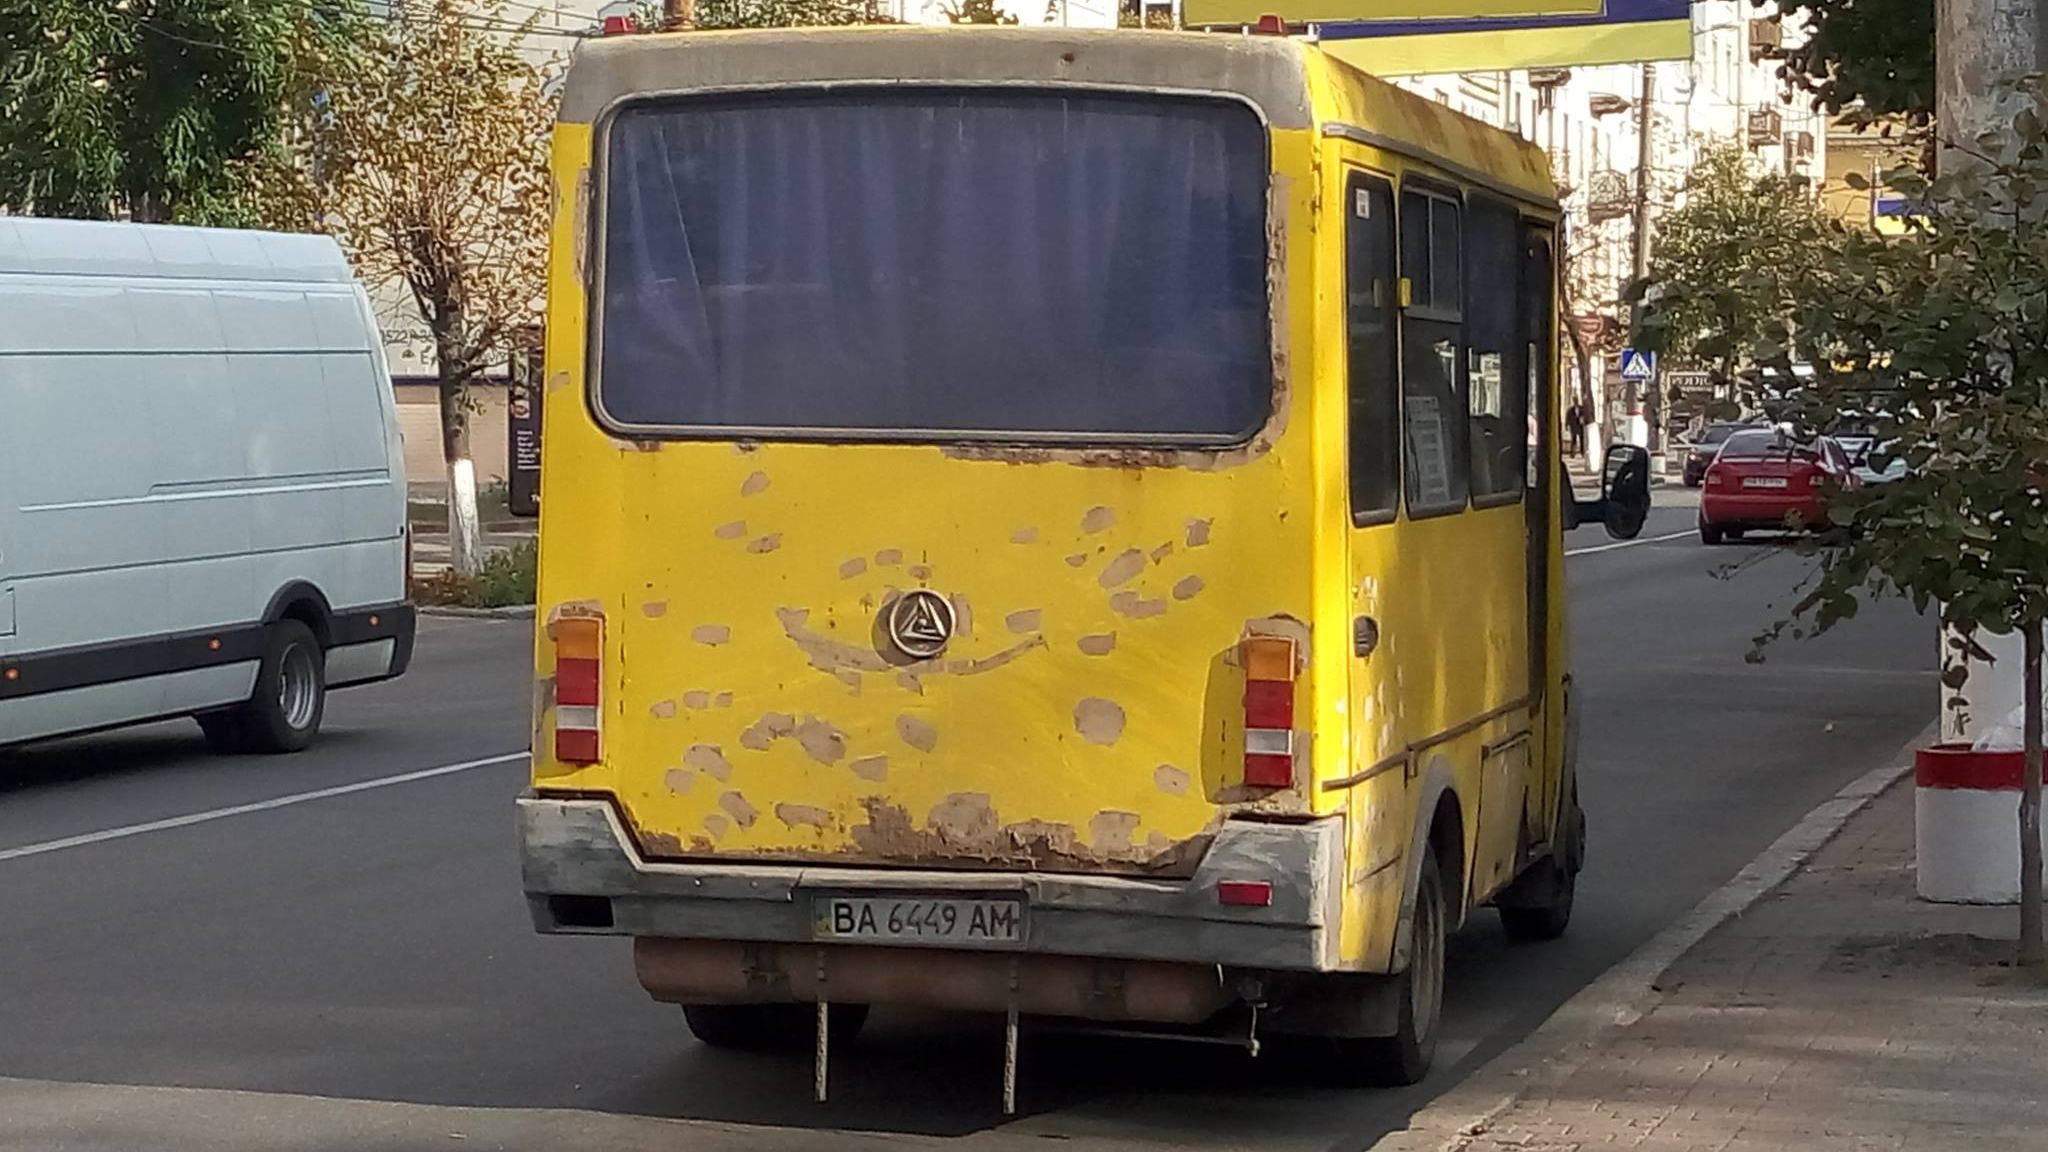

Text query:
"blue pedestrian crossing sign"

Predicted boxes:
[[1619, 348, 1656, 382]]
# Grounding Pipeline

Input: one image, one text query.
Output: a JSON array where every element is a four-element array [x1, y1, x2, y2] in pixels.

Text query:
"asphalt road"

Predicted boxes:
[[0, 493, 1936, 1152]]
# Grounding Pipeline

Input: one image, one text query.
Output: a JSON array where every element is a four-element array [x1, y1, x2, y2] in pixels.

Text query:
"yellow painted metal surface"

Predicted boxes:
[[534, 37, 1569, 972]]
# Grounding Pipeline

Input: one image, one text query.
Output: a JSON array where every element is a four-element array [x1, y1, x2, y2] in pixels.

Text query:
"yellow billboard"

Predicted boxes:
[[1181, 0, 1693, 74]]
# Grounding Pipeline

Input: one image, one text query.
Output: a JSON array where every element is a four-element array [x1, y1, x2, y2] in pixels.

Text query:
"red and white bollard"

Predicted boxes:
[[1915, 743, 2048, 904]]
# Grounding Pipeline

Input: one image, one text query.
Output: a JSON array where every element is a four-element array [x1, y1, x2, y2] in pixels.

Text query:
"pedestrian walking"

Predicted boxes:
[[1565, 402, 1586, 458]]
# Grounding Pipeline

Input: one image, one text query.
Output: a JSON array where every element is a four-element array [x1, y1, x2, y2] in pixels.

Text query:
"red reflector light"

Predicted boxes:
[[1252, 13, 1288, 33], [1244, 753, 1293, 788], [1244, 679, 1294, 729], [556, 728, 601, 763], [1218, 880, 1274, 907], [557, 657, 600, 708]]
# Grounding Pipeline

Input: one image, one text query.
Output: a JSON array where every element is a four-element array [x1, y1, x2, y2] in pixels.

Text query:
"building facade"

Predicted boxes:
[[1378, 0, 1826, 457]]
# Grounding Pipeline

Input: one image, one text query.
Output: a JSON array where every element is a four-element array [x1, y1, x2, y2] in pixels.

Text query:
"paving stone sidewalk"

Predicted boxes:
[[1457, 781, 2048, 1152]]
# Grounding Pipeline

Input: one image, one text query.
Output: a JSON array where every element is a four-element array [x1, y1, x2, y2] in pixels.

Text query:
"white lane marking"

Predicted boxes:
[[1566, 528, 1695, 557], [0, 751, 529, 864]]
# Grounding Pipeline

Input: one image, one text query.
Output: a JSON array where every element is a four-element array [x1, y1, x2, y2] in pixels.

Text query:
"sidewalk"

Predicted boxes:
[[1447, 779, 2048, 1152]]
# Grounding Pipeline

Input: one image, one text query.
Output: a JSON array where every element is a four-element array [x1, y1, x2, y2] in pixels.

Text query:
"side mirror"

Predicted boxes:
[[1600, 445, 1651, 539], [1567, 444, 1652, 540]]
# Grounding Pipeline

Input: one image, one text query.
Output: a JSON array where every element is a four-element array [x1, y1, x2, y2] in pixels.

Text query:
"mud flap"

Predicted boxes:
[[1261, 971, 1404, 1039]]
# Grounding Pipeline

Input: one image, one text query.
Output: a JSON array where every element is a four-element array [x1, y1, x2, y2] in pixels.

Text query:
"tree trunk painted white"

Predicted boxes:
[[447, 457, 483, 577], [1936, 0, 2047, 960], [2021, 624, 2045, 963]]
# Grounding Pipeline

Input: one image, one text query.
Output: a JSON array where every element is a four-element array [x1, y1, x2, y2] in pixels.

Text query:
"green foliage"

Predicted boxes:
[[419, 540, 538, 608], [1766, 0, 1933, 126], [1632, 143, 1830, 388], [945, 0, 1019, 21], [1661, 85, 2048, 729], [0, 0, 365, 224], [633, 0, 890, 28]]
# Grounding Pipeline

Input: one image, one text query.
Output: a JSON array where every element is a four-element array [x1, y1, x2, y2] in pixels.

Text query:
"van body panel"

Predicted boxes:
[[0, 220, 411, 749]]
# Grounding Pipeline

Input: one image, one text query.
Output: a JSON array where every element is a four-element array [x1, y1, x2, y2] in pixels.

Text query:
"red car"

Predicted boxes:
[[1698, 429, 1861, 544]]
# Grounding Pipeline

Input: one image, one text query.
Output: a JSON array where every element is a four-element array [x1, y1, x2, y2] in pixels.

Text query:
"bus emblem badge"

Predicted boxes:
[[886, 590, 955, 659]]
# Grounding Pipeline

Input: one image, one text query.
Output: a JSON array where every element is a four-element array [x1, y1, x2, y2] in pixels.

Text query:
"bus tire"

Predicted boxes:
[[1350, 849, 1446, 1086], [1500, 783, 1585, 942], [683, 1002, 869, 1051]]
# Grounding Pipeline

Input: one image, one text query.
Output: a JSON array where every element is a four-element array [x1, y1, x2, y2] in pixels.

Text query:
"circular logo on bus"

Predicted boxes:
[[885, 590, 956, 659]]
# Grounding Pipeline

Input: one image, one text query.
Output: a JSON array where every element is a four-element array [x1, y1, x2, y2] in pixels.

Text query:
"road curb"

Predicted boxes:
[[1367, 719, 1937, 1152], [418, 604, 536, 620]]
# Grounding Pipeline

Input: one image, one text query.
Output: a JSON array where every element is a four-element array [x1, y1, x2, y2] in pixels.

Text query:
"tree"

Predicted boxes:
[[637, 0, 887, 28], [315, 0, 554, 574], [0, 0, 361, 224], [1766, 0, 1934, 126], [1633, 143, 1829, 397], [945, 0, 1019, 21], [1645, 91, 2048, 965]]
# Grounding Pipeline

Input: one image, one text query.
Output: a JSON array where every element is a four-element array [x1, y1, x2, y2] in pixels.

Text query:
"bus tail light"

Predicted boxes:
[[553, 615, 603, 764], [1242, 634, 1297, 788]]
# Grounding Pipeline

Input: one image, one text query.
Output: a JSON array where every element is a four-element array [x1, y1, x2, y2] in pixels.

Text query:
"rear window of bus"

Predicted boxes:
[[592, 88, 1272, 443]]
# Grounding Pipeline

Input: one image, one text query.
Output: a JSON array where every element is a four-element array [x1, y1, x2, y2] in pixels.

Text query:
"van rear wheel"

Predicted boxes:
[[683, 1003, 869, 1051], [205, 620, 326, 755]]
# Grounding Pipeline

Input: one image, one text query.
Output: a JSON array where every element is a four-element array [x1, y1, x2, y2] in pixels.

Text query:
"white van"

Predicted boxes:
[[0, 218, 414, 753]]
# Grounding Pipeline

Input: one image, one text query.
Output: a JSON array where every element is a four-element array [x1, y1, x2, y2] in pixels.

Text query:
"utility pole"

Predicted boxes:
[[663, 0, 695, 28], [1627, 62, 1659, 460], [1936, 0, 2047, 964]]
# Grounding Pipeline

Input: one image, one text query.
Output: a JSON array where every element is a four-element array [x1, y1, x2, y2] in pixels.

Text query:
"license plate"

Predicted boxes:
[[813, 896, 1024, 948], [1744, 476, 1789, 489]]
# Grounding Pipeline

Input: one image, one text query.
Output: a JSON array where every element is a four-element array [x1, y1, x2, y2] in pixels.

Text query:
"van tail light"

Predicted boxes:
[[553, 615, 604, 764], [403, 526, 415, 601], [1242, 635, 1298, 788]]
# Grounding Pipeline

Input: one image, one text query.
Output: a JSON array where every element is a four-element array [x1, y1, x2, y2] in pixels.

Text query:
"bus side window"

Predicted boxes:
[[1347, 173, 1400, 526], [1400, 189, 1469, 517], [1465, 197, 1527, 505]]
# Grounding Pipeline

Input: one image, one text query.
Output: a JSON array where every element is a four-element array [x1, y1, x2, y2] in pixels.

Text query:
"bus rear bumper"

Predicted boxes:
[[519, 794, 1351, 984]]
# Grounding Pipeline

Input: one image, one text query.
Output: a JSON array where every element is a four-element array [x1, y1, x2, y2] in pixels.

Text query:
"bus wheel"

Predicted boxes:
[[1351, 850, 1446, 1086], [683, 1003, 869, 1051], [1500, 786, 1584, 942]]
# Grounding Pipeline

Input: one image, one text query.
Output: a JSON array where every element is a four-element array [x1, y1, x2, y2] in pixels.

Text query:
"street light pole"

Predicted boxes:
[[1628, 62, 1660, 461]]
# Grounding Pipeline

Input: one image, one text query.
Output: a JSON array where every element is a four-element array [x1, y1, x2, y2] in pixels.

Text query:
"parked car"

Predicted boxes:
[[1698, 429, 1862, 545], [1680, 421, 1763, 486], [1851, 438, 1908, 485], [0, 218, 415, 752]]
